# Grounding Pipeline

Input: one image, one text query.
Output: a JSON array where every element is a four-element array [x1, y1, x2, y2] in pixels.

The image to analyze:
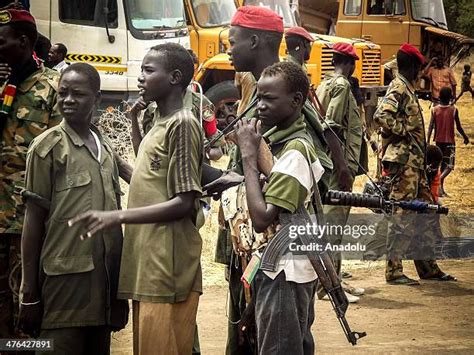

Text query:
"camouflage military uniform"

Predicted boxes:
[[374, 74, 441, 281], [0, 65, 60, 336]]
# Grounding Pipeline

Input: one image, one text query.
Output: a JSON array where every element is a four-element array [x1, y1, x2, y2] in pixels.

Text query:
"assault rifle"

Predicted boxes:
[[260, 207, 367, 346], [206, 98, 258, 148], [323, 190, 449, 215]]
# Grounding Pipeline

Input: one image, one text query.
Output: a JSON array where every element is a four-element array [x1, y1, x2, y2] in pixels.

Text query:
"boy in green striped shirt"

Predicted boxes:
[[235, 61, 324, 354]]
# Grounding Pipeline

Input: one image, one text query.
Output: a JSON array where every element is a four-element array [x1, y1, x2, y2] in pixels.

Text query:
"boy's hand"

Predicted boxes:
[[68, 210, 122, 239], [18, 302, 42, 338], [130, 97, 148, 117], [0, 63, 11, 85], [235, 118, 262, 160], [336, 163, 353, 192], [203, 170, 244, 198]]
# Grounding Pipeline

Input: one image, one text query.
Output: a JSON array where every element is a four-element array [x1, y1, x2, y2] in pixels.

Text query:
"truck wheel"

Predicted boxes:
[[205, 81, 240, 131]]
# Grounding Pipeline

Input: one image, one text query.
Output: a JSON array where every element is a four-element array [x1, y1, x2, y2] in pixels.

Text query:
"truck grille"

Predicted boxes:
[[320, 48, 334, 80], [361, 49, 381, 85], [320, 47, 381, 86]]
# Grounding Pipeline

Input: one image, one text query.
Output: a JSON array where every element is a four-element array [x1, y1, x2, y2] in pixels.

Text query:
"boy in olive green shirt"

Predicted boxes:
[[19, 63, 128, 353], [70, 43, 203, 354]]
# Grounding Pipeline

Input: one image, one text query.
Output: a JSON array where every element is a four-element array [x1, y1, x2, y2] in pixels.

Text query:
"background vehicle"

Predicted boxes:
[[30, 0, 191, 105], [298, 0, 473, 65]]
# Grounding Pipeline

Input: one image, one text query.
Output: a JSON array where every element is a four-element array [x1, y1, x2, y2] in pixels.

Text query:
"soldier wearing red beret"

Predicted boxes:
[[0, 5, 61, 338], [374, 43, 456, 285], [315, 42, 367, 303], [284, 26, 314, 70], [210, 5, 330, 355]]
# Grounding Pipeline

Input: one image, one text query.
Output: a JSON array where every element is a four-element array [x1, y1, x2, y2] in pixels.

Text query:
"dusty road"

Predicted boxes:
[[112, 259, 474, 354], [111, 60, 474, 354]]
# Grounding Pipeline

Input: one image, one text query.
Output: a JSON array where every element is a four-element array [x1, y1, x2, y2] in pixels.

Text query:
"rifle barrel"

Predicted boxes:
[[207, 98, 258, 148]]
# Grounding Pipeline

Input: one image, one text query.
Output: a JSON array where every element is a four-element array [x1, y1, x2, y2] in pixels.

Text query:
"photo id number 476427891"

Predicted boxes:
[[0, 339, 53, 351]]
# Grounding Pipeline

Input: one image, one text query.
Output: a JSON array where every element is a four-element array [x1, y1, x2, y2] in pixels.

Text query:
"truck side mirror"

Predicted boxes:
[[102, 6, 115, 43]]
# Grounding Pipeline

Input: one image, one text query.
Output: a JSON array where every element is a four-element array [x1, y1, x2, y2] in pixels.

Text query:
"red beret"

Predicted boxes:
[[399, 43, 425, 64], [285, 26, 314, 42], [333, 42, 359, 61], [231, 6, 284, 33], [0, 8, 36, 26]]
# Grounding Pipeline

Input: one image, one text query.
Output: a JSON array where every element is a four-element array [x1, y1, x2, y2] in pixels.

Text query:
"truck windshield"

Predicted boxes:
[[411, 0, 448, 29], [243, 0, 297, 27], [191, 0, 237, 27], [125, 0, 186, 30]]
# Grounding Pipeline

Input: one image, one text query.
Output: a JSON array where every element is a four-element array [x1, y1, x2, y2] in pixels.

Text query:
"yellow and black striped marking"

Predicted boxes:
[[66, 53, 122, 64]]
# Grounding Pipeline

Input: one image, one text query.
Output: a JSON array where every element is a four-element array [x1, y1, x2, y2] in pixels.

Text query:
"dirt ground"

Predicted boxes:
[[111, 59, 474, 354]]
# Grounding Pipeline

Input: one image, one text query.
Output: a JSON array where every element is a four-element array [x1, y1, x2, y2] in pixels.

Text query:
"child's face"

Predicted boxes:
[[58, 71, 99, 125], [256, 75, 300, 127], [138, 51, 171, 102]]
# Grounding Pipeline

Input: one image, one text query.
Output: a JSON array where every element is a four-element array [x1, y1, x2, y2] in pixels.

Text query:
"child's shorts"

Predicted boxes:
[[436, 142, 455, 170]]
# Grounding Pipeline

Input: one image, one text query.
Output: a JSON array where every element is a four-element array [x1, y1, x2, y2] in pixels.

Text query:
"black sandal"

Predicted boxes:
[[387, 275, 420, 286], [422, 272, 457, 281]]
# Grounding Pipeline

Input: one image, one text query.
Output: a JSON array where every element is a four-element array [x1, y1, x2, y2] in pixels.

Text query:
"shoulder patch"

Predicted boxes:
[[43, 68, 60, 92], [29, 129, 62, 159]]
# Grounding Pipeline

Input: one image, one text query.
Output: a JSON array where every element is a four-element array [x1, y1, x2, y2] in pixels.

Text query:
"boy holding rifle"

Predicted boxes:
[[235, 61, 324, 355]]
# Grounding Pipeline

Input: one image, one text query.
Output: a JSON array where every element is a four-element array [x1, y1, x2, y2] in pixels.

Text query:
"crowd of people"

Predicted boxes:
[[0, 3, 471, 355]]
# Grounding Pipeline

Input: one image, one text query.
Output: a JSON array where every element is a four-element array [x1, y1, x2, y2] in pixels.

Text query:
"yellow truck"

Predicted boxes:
[[185, 0, 386, 126], [298, 0, 473, 69]]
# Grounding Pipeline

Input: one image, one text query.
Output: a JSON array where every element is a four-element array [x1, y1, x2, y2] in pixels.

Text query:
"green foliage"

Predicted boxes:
[[444, 0, 474, 37]]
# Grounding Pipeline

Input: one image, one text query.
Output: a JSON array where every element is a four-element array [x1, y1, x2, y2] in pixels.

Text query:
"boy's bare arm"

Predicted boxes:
[[114, 151, 133, 184], [324, 129, 352, 191], [20, 201, 47, 301], [427, 113, 435, 143], [236, 118, 280, 232], [18, 201, 48, 337], [69, 191, 197, 239], [454, 109, 469, 144], [129, 98, 148, 156]]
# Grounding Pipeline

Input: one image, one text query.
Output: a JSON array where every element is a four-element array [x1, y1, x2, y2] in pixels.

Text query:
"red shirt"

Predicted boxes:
[[432, 105, 456, 144]]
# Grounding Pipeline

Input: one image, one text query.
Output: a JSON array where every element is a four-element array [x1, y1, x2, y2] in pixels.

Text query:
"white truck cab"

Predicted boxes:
[[30, 0, 191, 103]]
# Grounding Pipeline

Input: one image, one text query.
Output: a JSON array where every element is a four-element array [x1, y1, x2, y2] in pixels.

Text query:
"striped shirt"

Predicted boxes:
[[263, 115, 325, 283], [119, 108, 204, 303]]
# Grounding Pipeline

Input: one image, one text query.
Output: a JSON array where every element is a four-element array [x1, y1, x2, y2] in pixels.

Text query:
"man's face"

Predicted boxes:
[[228, 26, 253, 72], [436, 58, 444, 68], [58, 71, 99, 126], [256, 74, 297, 128], [137, 51, 172, 102], [0, 25, 25, 69], [48, 44, 62, 65]]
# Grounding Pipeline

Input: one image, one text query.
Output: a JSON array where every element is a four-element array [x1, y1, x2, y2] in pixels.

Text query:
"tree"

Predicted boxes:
[[444, 0, 474, 38]]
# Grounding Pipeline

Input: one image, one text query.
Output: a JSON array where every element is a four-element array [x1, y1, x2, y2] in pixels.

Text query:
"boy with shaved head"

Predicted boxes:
[[71, 43, 204, 354]]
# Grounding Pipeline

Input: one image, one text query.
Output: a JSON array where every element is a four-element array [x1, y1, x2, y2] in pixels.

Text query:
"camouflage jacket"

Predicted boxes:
[[0, 66, 61, 234], [374, 74, 426, 169]]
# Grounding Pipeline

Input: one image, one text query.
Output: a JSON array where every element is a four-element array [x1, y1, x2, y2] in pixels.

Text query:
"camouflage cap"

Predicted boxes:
[[0, 8, 36, 27]]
